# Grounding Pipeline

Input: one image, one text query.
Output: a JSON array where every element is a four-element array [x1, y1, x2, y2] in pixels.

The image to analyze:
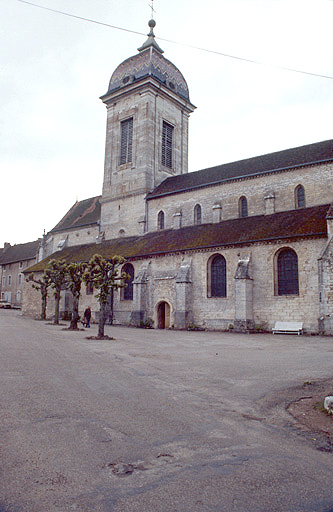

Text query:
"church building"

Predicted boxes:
[[23, 19, 333, 335]]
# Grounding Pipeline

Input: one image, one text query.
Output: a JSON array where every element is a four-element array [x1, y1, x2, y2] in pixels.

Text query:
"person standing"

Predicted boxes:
[[84, 306, 91, 328]]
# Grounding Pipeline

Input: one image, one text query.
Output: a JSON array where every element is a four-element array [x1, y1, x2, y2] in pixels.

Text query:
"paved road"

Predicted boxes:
[[0, 310, 332, 512]]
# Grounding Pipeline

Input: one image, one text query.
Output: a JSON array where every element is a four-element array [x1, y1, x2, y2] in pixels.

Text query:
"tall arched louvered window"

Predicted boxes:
[[239, 196, 248, 218], [122, 263, 134, 301], [277, 248, 299, 295], [295, 185, 305, 208], [158, 211, 165, 230], [208, 254, 227, 297], [194, 204, 202, 225]]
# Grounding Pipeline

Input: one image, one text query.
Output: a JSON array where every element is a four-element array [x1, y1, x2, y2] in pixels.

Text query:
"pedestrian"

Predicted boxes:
[[84, 306, 91, 328]]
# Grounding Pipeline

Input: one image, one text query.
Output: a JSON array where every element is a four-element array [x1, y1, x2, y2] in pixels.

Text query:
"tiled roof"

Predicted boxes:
[[147, 139, 333, 199], [26, 204, 329, 272], [50, 196, 101, 233], [104, 47, 191, 102], [0, 240, 39, 265]]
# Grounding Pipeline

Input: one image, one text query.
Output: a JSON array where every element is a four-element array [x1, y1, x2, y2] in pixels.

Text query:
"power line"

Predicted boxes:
[[17, 0, 333, 80]]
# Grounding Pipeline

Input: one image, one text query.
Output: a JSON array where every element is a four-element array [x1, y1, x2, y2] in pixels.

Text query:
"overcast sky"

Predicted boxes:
[[1, 0, 332, 245]]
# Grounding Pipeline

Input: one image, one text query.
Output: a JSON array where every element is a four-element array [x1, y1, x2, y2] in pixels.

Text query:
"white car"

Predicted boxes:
[[0, 301, 11, 309]]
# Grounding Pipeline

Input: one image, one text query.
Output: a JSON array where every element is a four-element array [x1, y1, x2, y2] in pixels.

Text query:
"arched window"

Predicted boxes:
[[158, 210, 165, 230], [276, 248, 299, 295], [239, 196, 248, 218], [122, 263, 134, 300], [208, 254, 227, 297], [295, 185, 305, 209], [194, 204, 202, 225]]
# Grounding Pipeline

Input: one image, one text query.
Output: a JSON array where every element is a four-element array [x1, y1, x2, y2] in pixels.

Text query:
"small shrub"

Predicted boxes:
[[187, 323, 204, 331], [139, 318, 154, 329]]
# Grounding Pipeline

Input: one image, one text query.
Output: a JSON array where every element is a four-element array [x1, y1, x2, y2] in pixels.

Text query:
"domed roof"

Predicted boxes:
[[106, 20, 190, 101]]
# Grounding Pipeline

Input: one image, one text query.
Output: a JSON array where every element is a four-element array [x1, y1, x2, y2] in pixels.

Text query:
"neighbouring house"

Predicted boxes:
[[0, 240, 39, 308]]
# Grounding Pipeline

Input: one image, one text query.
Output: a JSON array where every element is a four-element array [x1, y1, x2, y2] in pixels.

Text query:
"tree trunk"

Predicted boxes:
[[98, 301, 106, 338], [41, 288, 47, 321], [54, 290, 60, 324], [70, 292, 79, 329], [110, 288, 114, 325]]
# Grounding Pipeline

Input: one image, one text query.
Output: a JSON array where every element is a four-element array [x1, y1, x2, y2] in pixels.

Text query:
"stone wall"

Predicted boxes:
[[22, 235, 330, 334], [108, 236, 327, 333], [318, 235, 333, 335], [44, 225, 99, 258], [1, 258, 36, 307], [22, 274, 55, 319], [147, 162, 333, 231], [101, 85, 191, 239]]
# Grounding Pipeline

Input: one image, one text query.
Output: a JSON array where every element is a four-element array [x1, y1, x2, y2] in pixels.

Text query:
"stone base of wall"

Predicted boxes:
[[174, 310, 192, 329], [130, 310, 145, 326], [319, 316, 333, 336], [233, 319, 255, 333]]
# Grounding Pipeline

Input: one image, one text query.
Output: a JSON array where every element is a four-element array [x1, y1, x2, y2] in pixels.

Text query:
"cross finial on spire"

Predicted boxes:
[[148, 0, 156, 20]]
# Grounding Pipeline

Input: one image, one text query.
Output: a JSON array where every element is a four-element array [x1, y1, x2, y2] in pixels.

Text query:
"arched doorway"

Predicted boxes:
[[157, 301, 171, 329]]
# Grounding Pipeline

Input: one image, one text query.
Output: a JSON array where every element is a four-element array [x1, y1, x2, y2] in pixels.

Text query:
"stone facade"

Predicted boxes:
[[43, 225, 100, 258], [147, 162, 333, 231], [22, 20, 333, 335], [100, 81, 194, 239], [0, 241, 39, 308], [318, 211, 333, 334], [24, 233, 329, 334]]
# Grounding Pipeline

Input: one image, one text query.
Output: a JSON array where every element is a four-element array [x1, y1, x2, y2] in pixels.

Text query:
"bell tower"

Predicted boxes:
[[99, 19, 195, 240]]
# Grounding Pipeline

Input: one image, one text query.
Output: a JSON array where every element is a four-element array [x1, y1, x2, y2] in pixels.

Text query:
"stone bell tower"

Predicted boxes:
[[99, 19, 195, 240]]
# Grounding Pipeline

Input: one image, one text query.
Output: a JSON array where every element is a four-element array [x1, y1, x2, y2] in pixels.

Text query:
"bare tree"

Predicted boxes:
[[66, 262, 87, 330], [26, 272, 51, 320], [83, 254, 127, 338], [45, 259, 67, 324]]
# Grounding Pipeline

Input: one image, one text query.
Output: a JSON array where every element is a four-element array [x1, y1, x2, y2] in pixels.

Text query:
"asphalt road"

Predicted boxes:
[[0, 310, 332, 512]]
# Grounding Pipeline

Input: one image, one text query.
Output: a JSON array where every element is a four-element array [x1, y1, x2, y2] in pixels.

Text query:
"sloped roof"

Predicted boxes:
[[148, 139, 333, 199], [50, 196, 101, 233], [26, 204, 329, 272], [0, 240, 39, 265]]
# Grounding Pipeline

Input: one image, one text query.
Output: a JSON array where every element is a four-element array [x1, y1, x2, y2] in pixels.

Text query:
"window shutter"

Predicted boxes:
[[162, 121, 173, 168], [120, 117, 133, 165]]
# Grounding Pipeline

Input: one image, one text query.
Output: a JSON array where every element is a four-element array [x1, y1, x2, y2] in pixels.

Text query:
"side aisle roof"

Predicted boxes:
[[26, 203, 330, 272]]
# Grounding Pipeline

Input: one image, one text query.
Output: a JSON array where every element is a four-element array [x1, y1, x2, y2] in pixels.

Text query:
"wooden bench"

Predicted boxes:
[[272, 321, 303, 335]]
